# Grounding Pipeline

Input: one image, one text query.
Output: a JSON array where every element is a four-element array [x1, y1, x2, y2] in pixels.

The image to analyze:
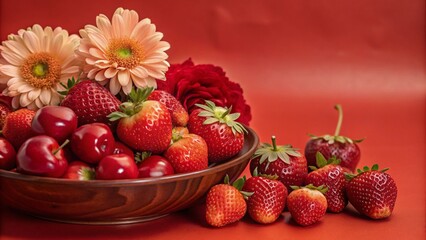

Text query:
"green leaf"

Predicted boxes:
[[232, 176, 246, 190], [309, 166, 318, 171], [224, 174, 230, 185], [371, 164, 379, 171], [203, 118, 219, 125], [315, 152, 328, 168], [363, 166, 370, 171]]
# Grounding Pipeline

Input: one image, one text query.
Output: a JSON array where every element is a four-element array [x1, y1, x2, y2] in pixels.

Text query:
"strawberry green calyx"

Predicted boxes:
[[309, 104, 364, 144], [134, 151, 152, 164], [108, 87, 154, 121], [309, 152, 341, 171], [252, 167, 279, 180], [223, 174, 253, 199], [58, 76, 79, 96], [253, 136, 301, 168], [291, 184, 328, 194], [344, 164, 389, 181], [195, 100, 247, 135], [79, 167, 96, 180]]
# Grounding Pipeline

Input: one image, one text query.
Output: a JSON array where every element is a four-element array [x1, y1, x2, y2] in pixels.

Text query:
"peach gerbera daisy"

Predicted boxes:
[[77, 7, 171, 95], [0, 24, 81, 110]]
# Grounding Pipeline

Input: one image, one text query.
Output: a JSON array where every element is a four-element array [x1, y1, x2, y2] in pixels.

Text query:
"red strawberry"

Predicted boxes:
[[147, 90, 189, 127], [242, 171, 287, 224], [345, 164, 397, 219], [109, 87, 172, 153], [287, 184, 328, 226], [250, 136, 307, 190], [305, 105, 363, 172], [205, 176, 249, 227], [305, 152, 348, 213], [60, 78, 121, 128], [187, 100, 246, 163], [0, 103, 12, 130], [2, 109, 36, 149], [164, 133, 208, 173]]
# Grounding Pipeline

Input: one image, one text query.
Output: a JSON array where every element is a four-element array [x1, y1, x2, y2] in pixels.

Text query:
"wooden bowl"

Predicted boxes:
[[0, 127, 259, 225]]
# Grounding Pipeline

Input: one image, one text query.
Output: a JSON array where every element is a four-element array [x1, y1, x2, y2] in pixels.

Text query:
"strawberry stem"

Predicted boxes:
[[52, 139, 70, 156], [271, 136, 278, 151], [334, 104, 343, 136], [220, 107, 231, 118]]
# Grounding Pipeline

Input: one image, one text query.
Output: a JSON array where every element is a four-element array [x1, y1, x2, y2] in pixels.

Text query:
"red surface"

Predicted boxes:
[[0, 0, 425, 239]]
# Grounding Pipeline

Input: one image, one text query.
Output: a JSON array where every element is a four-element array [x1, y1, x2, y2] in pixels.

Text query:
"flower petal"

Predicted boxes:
[[0, 65, 19, 77], [96, 14, 112, 39], [109, 76, 121, 95], [22, 31, 41, 53], [1, 49, 24, 65], [105, 67, 119, 78], [39, 88, 52, 105], [117, 69, 130, 86], [27, 88, 41, 101]]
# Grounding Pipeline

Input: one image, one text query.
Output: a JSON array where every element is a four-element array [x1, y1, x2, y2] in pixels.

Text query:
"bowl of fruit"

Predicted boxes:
[[0, 82, 258, 224]]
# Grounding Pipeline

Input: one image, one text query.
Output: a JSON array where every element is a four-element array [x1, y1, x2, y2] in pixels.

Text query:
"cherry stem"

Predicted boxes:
[[271, 136, 278, 151], [334, 104, 343, 136], [53, 139, 70, 156]]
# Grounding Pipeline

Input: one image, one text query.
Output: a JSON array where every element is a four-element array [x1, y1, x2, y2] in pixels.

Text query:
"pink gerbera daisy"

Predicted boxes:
[[77, 7, 171, 95]]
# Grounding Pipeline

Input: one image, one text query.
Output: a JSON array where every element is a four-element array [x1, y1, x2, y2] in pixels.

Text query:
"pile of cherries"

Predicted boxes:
[[0, 106, 174, 180]]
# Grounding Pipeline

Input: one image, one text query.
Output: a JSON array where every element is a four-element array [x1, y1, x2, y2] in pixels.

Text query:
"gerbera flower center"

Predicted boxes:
[[106, 38, 144, 69], [20, 52, 61, 89]]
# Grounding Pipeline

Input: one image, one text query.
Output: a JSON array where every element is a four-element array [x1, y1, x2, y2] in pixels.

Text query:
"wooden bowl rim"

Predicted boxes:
[[0, 127, 259, 187]]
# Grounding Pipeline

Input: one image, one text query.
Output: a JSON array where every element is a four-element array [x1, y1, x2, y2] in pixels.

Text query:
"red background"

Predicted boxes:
[[0, 0, 425, 239]]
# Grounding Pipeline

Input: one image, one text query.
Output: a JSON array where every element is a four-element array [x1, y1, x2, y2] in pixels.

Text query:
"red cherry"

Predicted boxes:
[[138, 155, 175, 178], [113, 141, 135, 159], [0, 137, 17, 170], [32, 106, 78, 143], [62, 161, 95, 180], [16, 135, 68, 178], [96, 154, 138, 180], [71, 123, 115, 164]]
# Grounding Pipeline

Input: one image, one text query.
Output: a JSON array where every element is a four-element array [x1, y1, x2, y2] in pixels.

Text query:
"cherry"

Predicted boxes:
[[16, 135, 68, 178], [138, 155, 175, 178], [96, 154, 138, 180], [62, 161, 95, 180], [32, 106, 78, 144], [112, 141, 135, 159], [71, 123, 115, 164], [0, 137, 17, 170]]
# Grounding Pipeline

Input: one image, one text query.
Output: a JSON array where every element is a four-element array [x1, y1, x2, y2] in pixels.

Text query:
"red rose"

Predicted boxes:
[[157, 59, 252, 126]]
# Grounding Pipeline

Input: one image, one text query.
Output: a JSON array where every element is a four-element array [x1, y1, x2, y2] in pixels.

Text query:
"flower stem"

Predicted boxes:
[[271, 136, 278, 151], [334, 104, 343, 136]]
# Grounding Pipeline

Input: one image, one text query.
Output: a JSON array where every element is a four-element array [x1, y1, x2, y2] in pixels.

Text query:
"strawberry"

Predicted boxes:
[[345, 164, 397, 219], [164, 132, 208, 173], [242, 170, 287, 224], [305, 105, 363, 172], [305, 152, 348, 213], [287, 184, 328, 226], [0, 103, 12, 129], [187, 100, 246, 163], [250, 136, 307, 190], [60, 78, 121, 128], [147, 90, 189, 127], [2, 109, 36, 149], [109, 87, 172, 153], [205, 176, 250, 227]]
